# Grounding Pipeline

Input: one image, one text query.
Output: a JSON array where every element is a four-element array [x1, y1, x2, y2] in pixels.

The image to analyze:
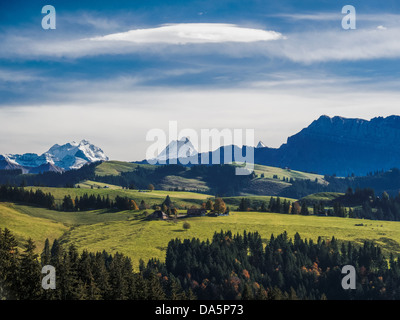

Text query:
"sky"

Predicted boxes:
[[1, 0, 400, 161]]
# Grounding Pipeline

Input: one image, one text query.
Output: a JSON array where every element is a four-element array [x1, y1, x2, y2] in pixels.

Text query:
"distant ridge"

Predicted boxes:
[[254, 115, 400, 176]]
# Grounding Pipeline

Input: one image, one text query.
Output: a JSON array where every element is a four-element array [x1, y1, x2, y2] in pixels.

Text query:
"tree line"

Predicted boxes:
[[0, 228, 193, 300], [338, 187, 400, 221], [161, 230, 398, 300], [3, 227, 400, 300], [237, 197, 292, 213], [0, 184, 146, 212]]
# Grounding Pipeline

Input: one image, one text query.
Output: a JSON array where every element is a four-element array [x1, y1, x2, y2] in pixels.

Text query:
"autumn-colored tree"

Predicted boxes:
[[205, 199, 214, 211], [242, 269, 250, 280], [214, 198, 226, 214], [148, 184, 155, 191], [129, 200, 139, 211], [291, 201, 301, 214]]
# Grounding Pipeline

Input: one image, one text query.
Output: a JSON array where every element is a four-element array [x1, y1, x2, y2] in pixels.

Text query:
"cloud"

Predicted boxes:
[[266, 27, 400, 63], [272, 13, 400, 24], [88, 23, 285, 44]]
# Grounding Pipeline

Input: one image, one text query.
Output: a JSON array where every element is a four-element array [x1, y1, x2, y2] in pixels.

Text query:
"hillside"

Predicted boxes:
[[94, 161, 327, 197], [0, 202, 69, 251], [95, 161, 154, 176], [3, 200, 400, 271]]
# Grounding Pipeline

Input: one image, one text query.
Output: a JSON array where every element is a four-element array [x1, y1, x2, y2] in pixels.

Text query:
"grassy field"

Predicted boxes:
[[59, 212, 400, 270], [94, 161, 154, 176], [75, 180, 123, 190], [252, 164, 326, 183], [301, 192, 345, 202], [0, 202, 69, 251], [3, 200, 400, 271]]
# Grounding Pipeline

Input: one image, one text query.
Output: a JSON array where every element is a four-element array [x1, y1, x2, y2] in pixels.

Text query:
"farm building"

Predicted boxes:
[[187, 208, 207, 216], [147, 210, 169, 220]]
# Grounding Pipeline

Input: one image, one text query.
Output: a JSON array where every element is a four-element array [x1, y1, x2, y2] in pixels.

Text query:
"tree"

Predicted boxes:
[[41, 238, 51, 266], [0, 228, 19, 299], [162, 195, 172, 208], [260, 201, 267, 212], [214, 198, 226, 214], [300, 202, 309, 215], [139, 200, 148, 210], [18, 238, 42, 299], [148, 184, 155, 192], [62, 195, 75, 211], [205, 199, 214, 211], [291, 202, 301, 214], [129, 200, 139, 211], [183, 222, 191, 231]]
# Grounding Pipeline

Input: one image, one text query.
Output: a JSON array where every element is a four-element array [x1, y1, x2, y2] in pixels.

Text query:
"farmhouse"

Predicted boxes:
[[187, 208, 207, 216], [148, 210, 169, 220]]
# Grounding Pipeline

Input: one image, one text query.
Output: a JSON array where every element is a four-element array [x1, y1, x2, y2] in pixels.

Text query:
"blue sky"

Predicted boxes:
[[1, 0, 400, 160]]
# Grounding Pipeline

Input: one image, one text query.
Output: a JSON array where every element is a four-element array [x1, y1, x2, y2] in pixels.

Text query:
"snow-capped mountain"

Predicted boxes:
[[152, 137, 197, 163], [44, 140, 109, 170], [256, 141, 266, 148], [0, 140, 108, 172]]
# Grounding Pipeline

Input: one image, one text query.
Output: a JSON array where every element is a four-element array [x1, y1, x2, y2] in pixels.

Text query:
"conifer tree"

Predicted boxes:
[[41, 238, 51, 266], [18, 238, 42, 300]]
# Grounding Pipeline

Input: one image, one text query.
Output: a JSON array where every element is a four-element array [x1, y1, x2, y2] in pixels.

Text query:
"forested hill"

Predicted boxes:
[[1, 161, 400, 199]]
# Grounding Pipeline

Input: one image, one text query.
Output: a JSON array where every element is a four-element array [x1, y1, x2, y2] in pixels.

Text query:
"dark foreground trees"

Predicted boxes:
[[0, 228, 190, 300], [1, 227, 400, 300]]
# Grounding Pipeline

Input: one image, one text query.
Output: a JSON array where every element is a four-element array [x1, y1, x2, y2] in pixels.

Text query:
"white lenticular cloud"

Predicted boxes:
[[88, 23, 285, 44]]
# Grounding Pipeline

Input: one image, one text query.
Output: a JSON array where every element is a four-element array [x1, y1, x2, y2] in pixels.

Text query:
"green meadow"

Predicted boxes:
[[2, 198, 400, 271], [0, 202, 69, 251], [252, 163, 325, 182], [94, 161, 155, 176]]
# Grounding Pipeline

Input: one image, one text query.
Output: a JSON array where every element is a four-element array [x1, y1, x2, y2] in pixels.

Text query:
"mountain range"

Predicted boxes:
[[254, 115, 400, 176], [0, 140, 108, 173], [2, 115, 400, 176], [147, 115, 400, 176]]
